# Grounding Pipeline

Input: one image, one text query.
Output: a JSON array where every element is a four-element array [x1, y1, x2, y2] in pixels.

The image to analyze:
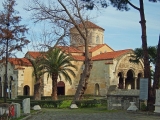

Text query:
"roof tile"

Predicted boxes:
[[91, 49, 132, 61], [71, 21, 104, 31], [8, 58, 32, 66], [58, 46, 83, 53], [27, 51, 45, 59], [72, 55, 85, 61]]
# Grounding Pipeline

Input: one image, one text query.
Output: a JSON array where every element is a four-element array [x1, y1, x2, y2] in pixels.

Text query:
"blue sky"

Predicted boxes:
[[1, 0, 160, 57]]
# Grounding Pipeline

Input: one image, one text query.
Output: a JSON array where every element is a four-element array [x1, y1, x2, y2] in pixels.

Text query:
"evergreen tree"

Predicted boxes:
[[41, 48, 77, 100]]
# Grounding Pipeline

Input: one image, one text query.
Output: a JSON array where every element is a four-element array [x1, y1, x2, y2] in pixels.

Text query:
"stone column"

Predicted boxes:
[[1, 81, 4, 97], [123, 76, 126, 89], [134, 77, 137, 89]]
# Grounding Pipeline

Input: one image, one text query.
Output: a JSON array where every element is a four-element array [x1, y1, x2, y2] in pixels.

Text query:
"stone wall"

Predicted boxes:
[[107, 88, 140, 110], [107, 95, 139, 110]]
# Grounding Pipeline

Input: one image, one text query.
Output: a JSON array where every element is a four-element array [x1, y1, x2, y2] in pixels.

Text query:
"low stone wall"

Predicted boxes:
[[107, 89, 140, 110]]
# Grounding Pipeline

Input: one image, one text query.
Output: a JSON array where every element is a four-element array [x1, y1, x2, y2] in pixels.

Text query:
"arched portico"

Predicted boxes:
[[115, 53, 144, 90]]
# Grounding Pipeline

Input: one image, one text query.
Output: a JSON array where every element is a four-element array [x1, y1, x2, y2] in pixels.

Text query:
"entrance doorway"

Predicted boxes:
[[23, 85, 30, 95], [57, 81, 65, 95]]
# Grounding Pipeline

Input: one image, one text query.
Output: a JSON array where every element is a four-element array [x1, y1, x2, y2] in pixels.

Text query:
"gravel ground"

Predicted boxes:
[[24, 108, 160, 120]]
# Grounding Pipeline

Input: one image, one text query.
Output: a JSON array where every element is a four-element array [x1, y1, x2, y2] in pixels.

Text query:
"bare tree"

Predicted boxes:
[[29, 21, 70, 52], [0, 0, 29, 102], [26, 0, 93, 104], [0, 0, 29, 58]]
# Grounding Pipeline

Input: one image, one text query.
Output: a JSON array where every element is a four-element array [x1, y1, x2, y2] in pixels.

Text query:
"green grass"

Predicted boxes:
[[12, 104, 118, 120]]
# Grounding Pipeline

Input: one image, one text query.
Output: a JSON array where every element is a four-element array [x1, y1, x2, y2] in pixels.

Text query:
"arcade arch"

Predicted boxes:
[[125, 69, 134, 89], [137, 73, 143, 89], [118, 72, 124, 89], [116, 54, 144, 90]]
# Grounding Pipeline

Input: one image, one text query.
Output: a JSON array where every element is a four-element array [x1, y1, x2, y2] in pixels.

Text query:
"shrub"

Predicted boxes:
[[75, 99, 100, 108], [30, 100, 63, 108], [17, 95, 34, 100], [140, 102, 147, 111]]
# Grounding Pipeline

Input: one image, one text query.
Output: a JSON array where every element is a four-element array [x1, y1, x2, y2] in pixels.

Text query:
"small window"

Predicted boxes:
[[96, 35, 99, 44]]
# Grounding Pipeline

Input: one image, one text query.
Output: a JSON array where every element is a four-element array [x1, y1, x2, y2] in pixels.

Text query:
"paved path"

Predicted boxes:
[[26, 108, 160, 120]]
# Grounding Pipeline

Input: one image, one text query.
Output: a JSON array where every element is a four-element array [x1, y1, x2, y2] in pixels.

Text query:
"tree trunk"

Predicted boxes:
[[52, 74, 58, 100], [34, 79, 42, 100], [139, 0, 152, 110], [72, 27, 93, 104], [34, 83, 41, 100], [153, 36, 160, 100], [72, 58, 93, 104]]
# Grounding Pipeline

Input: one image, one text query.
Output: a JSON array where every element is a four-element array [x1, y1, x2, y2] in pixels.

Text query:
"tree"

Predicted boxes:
[[28, 57, 44, 100], [153, 36, 160, 94], [40, 48, 77, 100], [0, 0, 29, 102], [130, 46, 157, 80], [26, 0, 93, 104], [130, 46, 157, 65], [0, 0, 30, 57], [82, 0, 160, 110], [29, 21, 70, 52]]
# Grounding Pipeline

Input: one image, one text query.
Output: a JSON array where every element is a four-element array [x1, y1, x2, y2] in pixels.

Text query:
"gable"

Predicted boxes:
[[89, 44, 114, 57]]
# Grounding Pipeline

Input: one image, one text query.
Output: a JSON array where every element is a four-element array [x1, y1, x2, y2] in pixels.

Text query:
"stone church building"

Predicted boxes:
[[0, 21, 144, 99]]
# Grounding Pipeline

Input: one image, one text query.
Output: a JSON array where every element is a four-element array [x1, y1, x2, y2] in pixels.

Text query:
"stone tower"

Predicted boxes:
[[70, 21, 105, 48]]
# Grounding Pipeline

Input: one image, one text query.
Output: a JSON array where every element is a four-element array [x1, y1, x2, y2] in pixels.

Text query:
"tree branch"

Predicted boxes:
[[127, 0, 140, 11]]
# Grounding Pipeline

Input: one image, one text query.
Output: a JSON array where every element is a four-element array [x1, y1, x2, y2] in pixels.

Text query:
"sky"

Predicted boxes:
[[0, 0, 160, 57]]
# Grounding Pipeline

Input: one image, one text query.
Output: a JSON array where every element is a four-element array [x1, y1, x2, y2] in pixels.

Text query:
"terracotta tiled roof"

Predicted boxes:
[[8, 58, 32, 66], [58, 46, 83, 53], [71, 21, 104, 31], [72, 55, 85, 61], [27, 51, 45, 59], [15, 66, 25, 70], [89, 44, 114, 53], [91, 49, 133, 61]]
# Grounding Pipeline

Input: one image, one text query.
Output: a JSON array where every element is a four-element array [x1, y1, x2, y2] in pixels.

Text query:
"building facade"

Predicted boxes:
[[0, 21, 144, 99]]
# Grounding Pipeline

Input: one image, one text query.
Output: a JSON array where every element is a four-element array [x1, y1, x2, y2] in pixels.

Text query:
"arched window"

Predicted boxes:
[[95, 83, 100, 95], [90, 32, 92, 43], [96, 35, 99, 44]]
